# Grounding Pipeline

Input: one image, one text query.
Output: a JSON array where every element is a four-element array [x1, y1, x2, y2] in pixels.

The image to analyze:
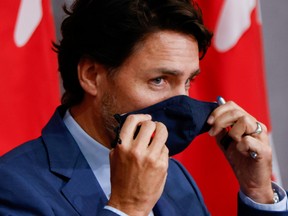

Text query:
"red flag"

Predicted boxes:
[[0, 0, 60, 155], [174, 1, 277, 215]]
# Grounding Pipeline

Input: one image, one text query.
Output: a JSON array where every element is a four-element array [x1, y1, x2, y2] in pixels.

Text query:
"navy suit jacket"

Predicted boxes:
[[0, 107, 287, 216]]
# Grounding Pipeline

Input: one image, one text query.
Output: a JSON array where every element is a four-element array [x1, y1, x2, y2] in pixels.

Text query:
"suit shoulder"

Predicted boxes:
[[169, 158, 190, 174], [0, 137, 46, 167]]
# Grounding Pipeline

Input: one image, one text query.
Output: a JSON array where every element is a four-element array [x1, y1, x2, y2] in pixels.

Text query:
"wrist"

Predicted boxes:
[[104, 206, 129, 216], [243, 186, 274, 204], [107, 199, 149, 216]]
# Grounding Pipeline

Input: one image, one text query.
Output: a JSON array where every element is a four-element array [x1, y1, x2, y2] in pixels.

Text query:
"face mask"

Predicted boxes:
[[112, 95, 218, 156]]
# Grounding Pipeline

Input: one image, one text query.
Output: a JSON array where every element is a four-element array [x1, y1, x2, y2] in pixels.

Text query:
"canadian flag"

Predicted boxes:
[[0, 0, 60, 155], [175, 0, 281, 215]]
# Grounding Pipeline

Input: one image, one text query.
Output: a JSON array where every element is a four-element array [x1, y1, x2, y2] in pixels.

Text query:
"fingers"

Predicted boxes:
[[117, 114, 168, 155], [148, 122, 169, 158], [109, 115, 169, 214], [208, 101, 251, 136], [208, 100, 270, 158], [119, 114, 152, 148], [228, 118, 267, 142], [208, 101, 265, 137], [133, 120, 157, 149], [233, 135, 270, 159]]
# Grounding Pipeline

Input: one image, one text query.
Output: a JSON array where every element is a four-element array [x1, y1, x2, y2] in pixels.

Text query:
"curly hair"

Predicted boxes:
[[53, 0, 213, 107]]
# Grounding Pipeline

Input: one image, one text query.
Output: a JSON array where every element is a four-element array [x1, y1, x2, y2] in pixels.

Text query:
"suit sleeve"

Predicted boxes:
[[171, 158, 288, 216]]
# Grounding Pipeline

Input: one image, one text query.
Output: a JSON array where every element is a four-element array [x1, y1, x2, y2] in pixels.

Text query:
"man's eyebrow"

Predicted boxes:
[[151, 68, 200, 77]]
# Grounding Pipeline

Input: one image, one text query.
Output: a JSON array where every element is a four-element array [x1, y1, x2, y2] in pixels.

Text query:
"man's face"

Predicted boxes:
[[99, 30, 200, 140]]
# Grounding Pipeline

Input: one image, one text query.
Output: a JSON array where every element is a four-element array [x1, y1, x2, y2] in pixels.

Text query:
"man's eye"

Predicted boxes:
[[152, 77, 164, 85]]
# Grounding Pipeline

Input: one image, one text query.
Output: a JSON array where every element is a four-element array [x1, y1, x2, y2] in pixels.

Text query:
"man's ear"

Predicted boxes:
[[77, 57, 103, 96]]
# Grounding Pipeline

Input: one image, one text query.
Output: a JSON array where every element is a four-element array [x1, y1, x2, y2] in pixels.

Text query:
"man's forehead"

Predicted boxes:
[[135, 30, 198, 50]]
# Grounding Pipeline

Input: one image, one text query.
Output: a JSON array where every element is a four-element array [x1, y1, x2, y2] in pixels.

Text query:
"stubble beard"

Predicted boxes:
[[101, 92, 121, 145]]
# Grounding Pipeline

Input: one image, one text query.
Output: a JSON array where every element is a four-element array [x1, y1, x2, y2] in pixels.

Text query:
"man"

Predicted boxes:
[[0, 0, 287, 215]]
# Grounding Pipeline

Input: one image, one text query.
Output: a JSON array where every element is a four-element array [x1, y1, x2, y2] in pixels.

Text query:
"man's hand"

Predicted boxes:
[[207, 101, 274, 204], [108, 114, 169, 216]]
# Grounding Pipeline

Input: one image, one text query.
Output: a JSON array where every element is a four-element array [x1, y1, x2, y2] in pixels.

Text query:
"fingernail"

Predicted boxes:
[[145, 114, 152, 119], [207, 116, 214, 124]]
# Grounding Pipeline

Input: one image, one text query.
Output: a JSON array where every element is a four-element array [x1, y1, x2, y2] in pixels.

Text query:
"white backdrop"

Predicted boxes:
[[51, 0, 288, 189], [260, 0, 288, 189]]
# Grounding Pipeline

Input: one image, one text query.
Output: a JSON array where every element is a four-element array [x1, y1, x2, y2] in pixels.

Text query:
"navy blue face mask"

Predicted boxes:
[[112, 95, 218, 156]]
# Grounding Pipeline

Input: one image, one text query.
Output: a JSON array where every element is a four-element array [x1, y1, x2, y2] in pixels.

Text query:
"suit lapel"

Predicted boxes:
[[42, 107, 108, 215], [61, 154, 108, 215]]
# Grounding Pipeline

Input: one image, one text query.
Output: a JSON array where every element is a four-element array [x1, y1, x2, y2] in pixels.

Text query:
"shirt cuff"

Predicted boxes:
[[239, 182, 288, 211], [104, 206, 129, 216]]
